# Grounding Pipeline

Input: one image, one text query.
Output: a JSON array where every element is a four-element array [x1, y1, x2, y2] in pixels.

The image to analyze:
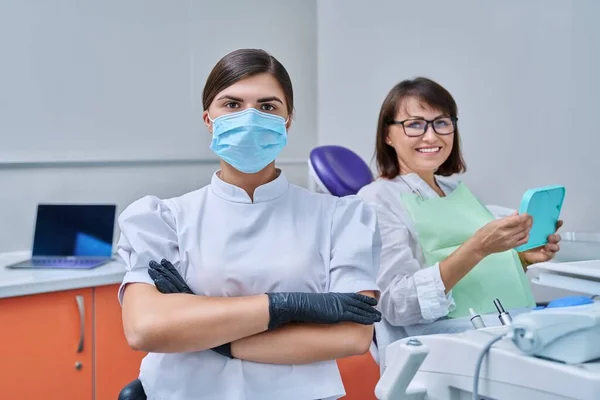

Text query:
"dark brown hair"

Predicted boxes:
[[375, 77, 466, 178], [202, 49, 294, 115]]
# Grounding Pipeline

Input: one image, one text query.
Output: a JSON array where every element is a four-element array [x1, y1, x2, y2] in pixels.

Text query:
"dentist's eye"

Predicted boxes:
[[261, 103, 276, 112], [224, 102, 240, 109]]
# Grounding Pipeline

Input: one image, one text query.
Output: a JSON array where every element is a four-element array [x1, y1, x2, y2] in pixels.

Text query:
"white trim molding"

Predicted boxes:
[[0, 158, 308, 169]]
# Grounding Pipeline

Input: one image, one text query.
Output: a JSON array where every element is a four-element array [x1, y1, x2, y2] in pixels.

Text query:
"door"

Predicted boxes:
[[0, 288, 93, 400], [94, 284, 146, 400]]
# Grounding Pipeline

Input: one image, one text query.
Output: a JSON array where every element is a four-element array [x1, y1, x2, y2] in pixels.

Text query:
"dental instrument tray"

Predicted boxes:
[[516, 185, 566, 252]]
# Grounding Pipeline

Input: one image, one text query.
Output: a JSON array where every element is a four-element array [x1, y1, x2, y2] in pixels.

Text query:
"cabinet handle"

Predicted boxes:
[[75, 295, 85, 353]]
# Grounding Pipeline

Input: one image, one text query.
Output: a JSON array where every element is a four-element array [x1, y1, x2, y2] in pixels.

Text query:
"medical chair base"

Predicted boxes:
[[118, 379, 146, 400]]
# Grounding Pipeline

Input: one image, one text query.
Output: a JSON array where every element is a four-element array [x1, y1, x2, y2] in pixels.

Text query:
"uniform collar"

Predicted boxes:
[[210, 169, 289, 204]]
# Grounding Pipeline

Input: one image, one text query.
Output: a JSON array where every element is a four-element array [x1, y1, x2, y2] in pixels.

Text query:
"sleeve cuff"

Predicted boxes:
[[431, 265, 456, 313], [118, 269, 156, 305], [414, 263, 454, 320]]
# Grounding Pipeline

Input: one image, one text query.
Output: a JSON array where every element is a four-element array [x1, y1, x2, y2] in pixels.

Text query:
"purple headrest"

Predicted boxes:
[[309, 145, 374, 197]]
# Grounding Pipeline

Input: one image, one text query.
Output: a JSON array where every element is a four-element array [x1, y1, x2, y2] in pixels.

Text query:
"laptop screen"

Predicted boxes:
[[32, 204, 116, 257]]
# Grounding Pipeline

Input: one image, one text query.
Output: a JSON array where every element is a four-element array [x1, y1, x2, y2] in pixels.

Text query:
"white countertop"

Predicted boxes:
[[0, 251, 127, 299], [1, 239, 599, 300]]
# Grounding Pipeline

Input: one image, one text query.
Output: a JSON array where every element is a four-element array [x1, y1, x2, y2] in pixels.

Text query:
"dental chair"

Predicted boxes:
[[308, 145, 374, 196]]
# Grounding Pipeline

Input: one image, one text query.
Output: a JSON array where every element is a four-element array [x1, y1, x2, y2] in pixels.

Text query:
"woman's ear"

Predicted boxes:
[[202, 110, 213, 134], [285, 113, 293, 131]]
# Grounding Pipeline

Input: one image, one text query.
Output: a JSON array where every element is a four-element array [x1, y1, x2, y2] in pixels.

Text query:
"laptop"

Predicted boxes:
[[7, 204, 117, 270]]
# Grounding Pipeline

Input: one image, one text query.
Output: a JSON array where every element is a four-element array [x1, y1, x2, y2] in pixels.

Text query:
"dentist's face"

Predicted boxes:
[[386, 97, 454, 175], [202, 73, 291, 133]]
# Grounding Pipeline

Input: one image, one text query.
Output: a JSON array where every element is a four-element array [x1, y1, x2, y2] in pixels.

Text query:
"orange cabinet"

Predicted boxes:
[[0, 288, 94, 400], [337, 353, 380, 400], [94, 284, 146, 400], [0, 284, 145, 400], [0, 284, 377, 399]]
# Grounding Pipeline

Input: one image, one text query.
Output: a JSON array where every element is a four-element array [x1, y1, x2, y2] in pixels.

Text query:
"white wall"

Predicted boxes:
[[0, 0, 317, 252], [4, 0, 599, 253], [318, 0, 599, 233]]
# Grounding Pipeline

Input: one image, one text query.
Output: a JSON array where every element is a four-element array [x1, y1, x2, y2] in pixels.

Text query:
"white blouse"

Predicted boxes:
[[117, 171, 381, 400], [357, 174, 512, 364]]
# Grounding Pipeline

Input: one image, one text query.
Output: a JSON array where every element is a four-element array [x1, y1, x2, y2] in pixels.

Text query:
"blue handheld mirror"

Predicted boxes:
[[516, 185, 566, 252]]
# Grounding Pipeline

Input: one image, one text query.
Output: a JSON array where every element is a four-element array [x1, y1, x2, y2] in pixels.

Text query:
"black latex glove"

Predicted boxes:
[[147, 259, 233, 359], [267, 292, 381, 330], [148, 259, 382, 349], [148, 259, 193, 295]]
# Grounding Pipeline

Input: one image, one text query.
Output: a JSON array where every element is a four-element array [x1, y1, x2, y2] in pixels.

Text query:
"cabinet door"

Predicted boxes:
[[0, 289, 93, 400], [94, 284, 146, 400], [337, 353, 380, 400]]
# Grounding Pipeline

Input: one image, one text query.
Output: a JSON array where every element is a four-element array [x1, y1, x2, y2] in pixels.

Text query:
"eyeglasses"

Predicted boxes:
[[387, 116, 457, 137]]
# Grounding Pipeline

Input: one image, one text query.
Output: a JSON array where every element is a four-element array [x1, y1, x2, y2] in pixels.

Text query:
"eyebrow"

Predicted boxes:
[[405, 113, 447, 120], [216, 95, 244, 102], [216, 95, 284, 105], [257, 96, 284, 104]]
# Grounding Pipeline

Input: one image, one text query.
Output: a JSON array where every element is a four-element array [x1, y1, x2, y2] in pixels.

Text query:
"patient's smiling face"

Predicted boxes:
[[386, 96, 455, 176]]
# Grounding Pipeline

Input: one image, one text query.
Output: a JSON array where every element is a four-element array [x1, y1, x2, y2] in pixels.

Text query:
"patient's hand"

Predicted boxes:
[[521, 220, 563, 265]]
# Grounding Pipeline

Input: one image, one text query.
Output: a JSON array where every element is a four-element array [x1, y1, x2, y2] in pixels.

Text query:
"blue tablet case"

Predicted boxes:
[[517, 185, 566, 252]]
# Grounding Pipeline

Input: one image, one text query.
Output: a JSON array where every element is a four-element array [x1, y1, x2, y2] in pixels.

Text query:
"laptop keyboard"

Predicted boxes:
[[33, 258, 102, 266]]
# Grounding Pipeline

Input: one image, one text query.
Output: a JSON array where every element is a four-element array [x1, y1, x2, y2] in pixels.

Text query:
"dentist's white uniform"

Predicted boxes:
[[117, 170, 381, 400]]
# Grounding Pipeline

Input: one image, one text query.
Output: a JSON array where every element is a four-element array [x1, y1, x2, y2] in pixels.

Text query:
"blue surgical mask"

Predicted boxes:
[[208, 108, 288, 174]]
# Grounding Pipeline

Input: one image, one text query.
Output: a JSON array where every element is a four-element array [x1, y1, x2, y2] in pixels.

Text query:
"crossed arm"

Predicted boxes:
[[122, 283, 375, 364], [230, 296, 375, 364]]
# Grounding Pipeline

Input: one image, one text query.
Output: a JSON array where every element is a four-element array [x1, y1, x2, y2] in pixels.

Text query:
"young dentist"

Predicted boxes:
[[117, 49, 382, 400], [357, 77, 562, 367]]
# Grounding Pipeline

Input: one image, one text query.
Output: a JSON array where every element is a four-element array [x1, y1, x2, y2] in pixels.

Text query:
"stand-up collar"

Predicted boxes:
[[210, 170, 289, 204]]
